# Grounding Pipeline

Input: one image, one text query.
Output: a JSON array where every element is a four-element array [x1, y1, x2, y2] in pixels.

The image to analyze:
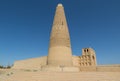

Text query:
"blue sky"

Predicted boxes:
[[0, 0, 120, 66]]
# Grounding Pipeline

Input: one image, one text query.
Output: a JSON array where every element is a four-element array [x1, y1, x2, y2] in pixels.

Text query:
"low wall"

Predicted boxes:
[[41, 66, 62, 72], [79, 65, 120, 72], [42, 66, 80, 72], [96, 65, 120, 72], [12, 56, 47, 70], [80, 66, 96, 71], [63, 67, 80, 72]]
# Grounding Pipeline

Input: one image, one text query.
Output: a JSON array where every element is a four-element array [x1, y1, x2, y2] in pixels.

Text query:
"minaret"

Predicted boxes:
[[47, 4, 73, 66]]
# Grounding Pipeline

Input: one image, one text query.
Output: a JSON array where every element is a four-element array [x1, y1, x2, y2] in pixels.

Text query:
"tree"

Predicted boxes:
[[0, 65, 3, 69], [6, 65, 11, 69]]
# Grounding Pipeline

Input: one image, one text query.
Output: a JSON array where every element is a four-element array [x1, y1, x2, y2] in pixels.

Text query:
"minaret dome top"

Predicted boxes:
[[58, 3, 63, 7]]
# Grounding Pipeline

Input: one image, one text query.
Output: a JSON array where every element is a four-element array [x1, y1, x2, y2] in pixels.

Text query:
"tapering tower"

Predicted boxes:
[[47, 4, 73, 66]]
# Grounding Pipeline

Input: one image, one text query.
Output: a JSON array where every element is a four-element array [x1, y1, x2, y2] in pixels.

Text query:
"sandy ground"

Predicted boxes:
[[0, 69, 120, 81]]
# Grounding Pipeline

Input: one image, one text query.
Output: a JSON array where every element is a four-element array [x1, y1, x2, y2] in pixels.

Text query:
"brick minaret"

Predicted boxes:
[[47, 4, 73, 66]]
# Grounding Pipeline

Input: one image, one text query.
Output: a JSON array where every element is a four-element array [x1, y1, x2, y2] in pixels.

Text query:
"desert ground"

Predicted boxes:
[[0, 69, 120, 81]]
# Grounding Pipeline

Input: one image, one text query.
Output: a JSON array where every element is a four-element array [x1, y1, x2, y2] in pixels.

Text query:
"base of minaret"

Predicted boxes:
[[41, 65, 80, 72], [47, 46, 73, 67]]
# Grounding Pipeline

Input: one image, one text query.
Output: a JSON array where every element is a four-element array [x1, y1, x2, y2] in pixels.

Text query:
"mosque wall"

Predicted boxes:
[[12, 56, 47, 70]]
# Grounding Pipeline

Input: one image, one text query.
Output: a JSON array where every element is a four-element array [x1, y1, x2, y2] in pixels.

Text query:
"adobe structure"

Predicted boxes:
[[47, 4, 73, 67], [12, 4, 120, 72]]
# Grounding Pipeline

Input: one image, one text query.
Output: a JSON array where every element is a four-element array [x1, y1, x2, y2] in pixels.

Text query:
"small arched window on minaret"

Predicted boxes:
[[62, 21, 64, 25]]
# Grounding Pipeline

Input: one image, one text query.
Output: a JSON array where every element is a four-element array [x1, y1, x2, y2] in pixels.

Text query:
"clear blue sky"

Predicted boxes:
[[0, 0, 120, 66]]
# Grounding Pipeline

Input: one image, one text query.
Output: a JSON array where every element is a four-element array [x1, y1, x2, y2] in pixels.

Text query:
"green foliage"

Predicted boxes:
[[0, 65, 12, 69], [0, 65, 3, 68], [6, 65, 11, 69]]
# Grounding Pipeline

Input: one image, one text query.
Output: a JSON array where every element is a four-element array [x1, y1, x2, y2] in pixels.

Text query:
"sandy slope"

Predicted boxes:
[[0, 69, 120, 81]]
